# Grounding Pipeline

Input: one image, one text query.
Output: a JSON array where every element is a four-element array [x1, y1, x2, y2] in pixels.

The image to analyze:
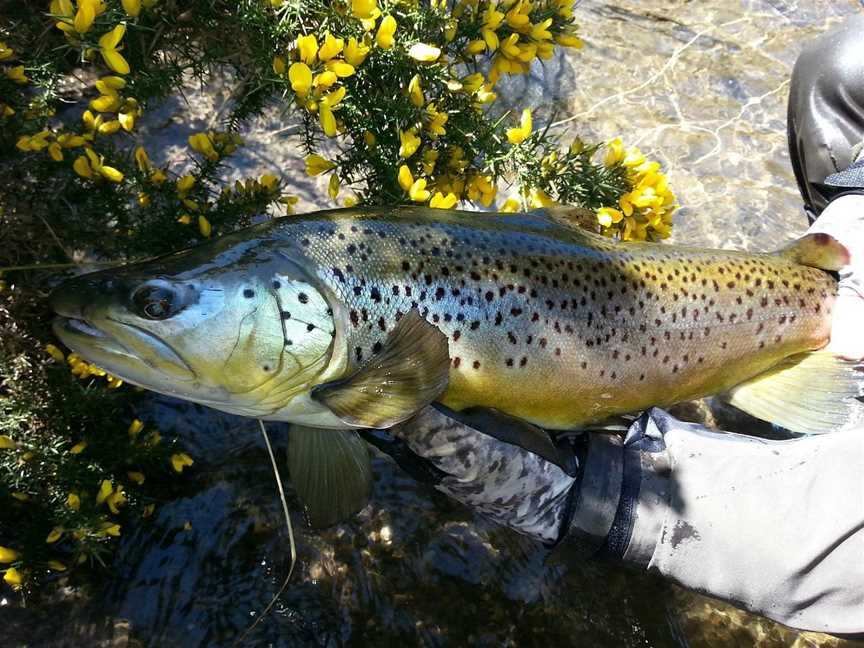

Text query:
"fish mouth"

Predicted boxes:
[[52, 315, 195, 383], [62, 317, 109, 339], [53, 315, 128, 356]]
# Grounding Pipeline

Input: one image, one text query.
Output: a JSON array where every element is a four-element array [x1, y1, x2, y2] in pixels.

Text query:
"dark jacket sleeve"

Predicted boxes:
[[787, 14, 864, 217]]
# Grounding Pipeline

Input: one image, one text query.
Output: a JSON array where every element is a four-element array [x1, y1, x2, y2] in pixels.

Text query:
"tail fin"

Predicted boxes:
[[726, 352, 864, 435]]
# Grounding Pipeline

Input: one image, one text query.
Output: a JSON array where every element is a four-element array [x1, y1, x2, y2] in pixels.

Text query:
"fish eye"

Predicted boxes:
[[132, 284, 181, 320]]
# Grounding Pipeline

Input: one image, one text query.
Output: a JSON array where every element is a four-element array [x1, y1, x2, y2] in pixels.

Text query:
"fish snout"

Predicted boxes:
[[50, 271, 125, 319]]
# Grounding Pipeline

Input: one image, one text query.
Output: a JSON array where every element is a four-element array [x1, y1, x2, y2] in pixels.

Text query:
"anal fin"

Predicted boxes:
[[725, 352, 864, 435], [287, 427, 372, 528]]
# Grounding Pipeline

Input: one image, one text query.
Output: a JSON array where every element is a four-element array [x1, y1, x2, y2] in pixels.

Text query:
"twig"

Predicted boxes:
[[233, 420, 297, 646]]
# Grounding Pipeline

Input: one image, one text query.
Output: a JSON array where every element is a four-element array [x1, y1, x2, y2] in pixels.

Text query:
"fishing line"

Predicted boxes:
[[233, 419, 297, 646]]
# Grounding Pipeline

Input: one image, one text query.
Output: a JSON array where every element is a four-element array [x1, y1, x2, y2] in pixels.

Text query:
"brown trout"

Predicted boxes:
[[51, 206, 862, 524]]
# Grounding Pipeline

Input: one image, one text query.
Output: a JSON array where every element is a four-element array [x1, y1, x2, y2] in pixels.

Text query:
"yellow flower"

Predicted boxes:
[[45, 344, 66, 362], [603, 137, 624, 166], [555, 29, 583, 49], [465, 40, 486, 55], [399, 129, 421, 158], [425, 104, 447, 138], [106, 487, 127, 514], [397, 164, 414, 191], [530, 18, 553, 40], [188, 132, 218, 161], [288, 62, 312, 98], [73, 0, 97, 33], [408, 43, 441, 62], [128, 418, 144, 439], [100, 522, 121, 537], [47, 561, 67, 572], [177, 214, 191, 225], [325, 60, 355, 77], [70, 440, 87, 454], [500, 197, 521, 212], [96, 479, 113, 505], [351, 0, 379, 20], [176, 174, 195, 192], [596, 206, 624, 227], [6, 65, 28, 84], [11, 492, 28, 502], [343, 196, 359, 207], [297, 34, 318, 64], [73, 155, 92, 178], [127, 470, 145, 485], [0, 41, 13, 61], [319, 103, 337, 136], [122, 0, 141, 17], [79, 148, 124, 182], [90, 93, 121, 112], [67, 492, 81, 511], [376, 15, 397, 49], [272, 55, 286, 75], [0, 435, 16, 450], [363, 130, 376, 147], [506, 108, 532, 144], [408, 74, 424, 107], [48, 142, 64, 161], [99, 24, 130, 74], [97, 119, 121, 135], [260, 173, 279, 191], [198, 215, 212, 237], [344, 37, 370, 66], [429, 192, 458, 209], [528, 188, 555, 208], [409, 179, 431, 202], [305, 154, 335, 176], [0, 546, 19, 563], [46, 527, 64, 544], [3, 567, 23, 589], [171, 452, 194, 473], [323, 86, 346, 108], [328, 173, 340, 200], [318, 32, 344, 61], [313, 70, 337, 89]]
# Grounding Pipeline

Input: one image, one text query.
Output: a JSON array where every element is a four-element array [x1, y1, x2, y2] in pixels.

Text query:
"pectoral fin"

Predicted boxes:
[[433, 403, 579, 475], [311, 309, 451, 428], [287, 426, 372, 528]]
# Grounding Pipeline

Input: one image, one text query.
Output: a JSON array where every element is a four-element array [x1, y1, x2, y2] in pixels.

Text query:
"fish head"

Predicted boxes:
[[51, 229, 342, 421]]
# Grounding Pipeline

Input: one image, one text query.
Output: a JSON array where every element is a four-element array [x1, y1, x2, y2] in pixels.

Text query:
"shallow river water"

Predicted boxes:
[[10, 1, 864, 646]]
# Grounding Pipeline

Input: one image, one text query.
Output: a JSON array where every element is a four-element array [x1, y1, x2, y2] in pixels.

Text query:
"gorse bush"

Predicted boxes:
[[0, 0, 676, 594]]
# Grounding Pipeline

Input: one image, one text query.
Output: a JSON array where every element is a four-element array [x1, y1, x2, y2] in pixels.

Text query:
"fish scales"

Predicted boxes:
[[275, 208, 835, 429]]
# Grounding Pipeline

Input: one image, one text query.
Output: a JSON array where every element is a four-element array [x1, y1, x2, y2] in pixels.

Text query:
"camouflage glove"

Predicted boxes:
[[378, 405, 864, 637]]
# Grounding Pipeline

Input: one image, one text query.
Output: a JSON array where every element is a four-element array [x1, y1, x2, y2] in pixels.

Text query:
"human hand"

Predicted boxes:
[[807, 193, 864, 360]]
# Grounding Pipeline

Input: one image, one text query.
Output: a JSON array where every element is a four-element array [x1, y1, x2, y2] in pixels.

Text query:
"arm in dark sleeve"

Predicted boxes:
[[788, 14, 864, 217]]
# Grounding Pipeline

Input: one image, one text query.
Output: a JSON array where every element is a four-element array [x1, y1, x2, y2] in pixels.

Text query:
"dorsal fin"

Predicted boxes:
[[775, 232, 849, 271], [531, 206, 602, 233]]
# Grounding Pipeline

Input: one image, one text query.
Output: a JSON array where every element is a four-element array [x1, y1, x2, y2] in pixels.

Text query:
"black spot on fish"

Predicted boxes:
[[306, 323, 315, 332], [243, 289, 255, 298], [370, 287, 382, 303], [298, 292, 309, 304], [281, 311, 291, 320]]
